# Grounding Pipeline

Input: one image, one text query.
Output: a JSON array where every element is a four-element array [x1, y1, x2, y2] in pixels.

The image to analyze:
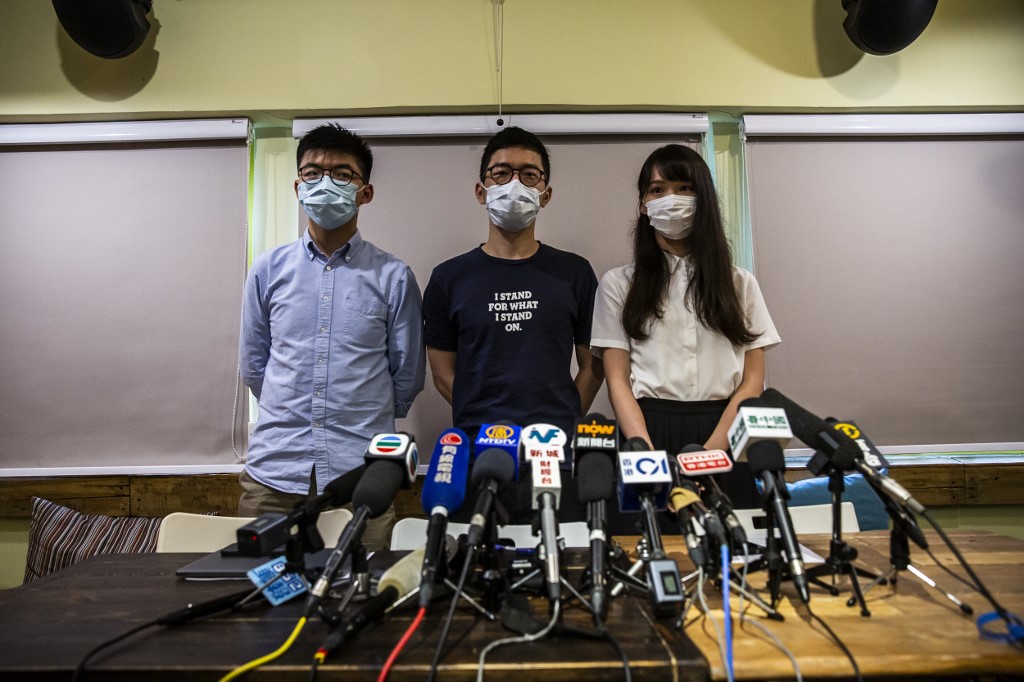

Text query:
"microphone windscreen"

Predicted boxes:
[[747, 440, 786, 473], [422, 428, 470, 514], [759, 388, 828, 441], [352, 460, 406, 517], [470, 447, 516, 486], [378, 547, 426, 596], [322, 464, 367, 506], [622, 436, 652, 452], [577, 451, 615, 502]]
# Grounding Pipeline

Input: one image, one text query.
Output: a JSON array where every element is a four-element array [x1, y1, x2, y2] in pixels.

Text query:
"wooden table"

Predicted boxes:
[[0, 531, 1021, 680], [0, 548, 705, 681], [675, 530, 1024, 680]]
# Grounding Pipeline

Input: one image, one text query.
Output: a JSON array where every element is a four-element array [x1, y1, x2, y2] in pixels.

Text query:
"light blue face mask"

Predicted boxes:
[[297, 177, 360, 230]]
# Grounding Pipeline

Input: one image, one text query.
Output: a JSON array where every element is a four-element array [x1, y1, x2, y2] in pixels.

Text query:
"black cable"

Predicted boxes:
[[308, 655, 321, 682], [923, 543, 980, 592], [72, 619, 160, 682], [805, 604, 862, 682], [593, 618, 632, 682], [426, 542, 478, 682], [921, 510, 1014, 622]]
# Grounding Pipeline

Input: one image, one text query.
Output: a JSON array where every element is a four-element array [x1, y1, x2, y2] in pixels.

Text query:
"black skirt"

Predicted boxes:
[[605, 396, 762, 537]]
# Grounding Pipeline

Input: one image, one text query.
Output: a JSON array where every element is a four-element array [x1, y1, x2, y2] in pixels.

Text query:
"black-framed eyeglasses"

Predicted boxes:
[[485, 164, 545, 188], [298, 164, 363, 187]]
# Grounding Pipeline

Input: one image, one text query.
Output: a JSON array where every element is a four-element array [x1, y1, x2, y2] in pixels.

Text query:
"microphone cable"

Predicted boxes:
[[476, 600, 561, 682], [377, 606, 427, 682], [72, 617, 160, 682], [919, 509, 1024, 645], [72, 585, 262, 682], [732, 530, 804, 682], [426, 538, 479, 682], [218, 616, 309, 682], [693, 567, 731, 682], [720, 543, 734, 682], [802, 602, 862, 682]]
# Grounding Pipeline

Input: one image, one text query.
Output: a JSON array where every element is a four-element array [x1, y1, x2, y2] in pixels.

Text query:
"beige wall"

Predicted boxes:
[[1, 0, 1022, 123]]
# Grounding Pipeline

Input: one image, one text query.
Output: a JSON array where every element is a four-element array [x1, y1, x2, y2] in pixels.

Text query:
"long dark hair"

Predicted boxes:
[[621, 144, 756, 346]]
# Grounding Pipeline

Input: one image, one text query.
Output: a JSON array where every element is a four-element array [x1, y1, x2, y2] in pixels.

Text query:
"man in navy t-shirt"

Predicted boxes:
[[423, 127, 603, 523]]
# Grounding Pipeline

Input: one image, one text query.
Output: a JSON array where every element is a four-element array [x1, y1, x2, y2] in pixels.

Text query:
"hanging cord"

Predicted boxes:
[[493, 0, 505, 125], [476, 601, 561, 681], [377, 606, 427, 682], [218, 616, 308, 682], [734, 541, 802, 682], [919, 510, 1024, 645]]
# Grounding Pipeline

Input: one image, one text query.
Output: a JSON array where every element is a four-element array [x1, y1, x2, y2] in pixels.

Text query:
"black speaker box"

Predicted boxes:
[[52, 0, 153, 59], [843, 0, 938, 55]]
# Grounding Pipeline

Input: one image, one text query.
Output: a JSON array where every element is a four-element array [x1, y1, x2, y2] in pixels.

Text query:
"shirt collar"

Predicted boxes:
[[303, 229, 364, 263], [663, 249, 690, 275]]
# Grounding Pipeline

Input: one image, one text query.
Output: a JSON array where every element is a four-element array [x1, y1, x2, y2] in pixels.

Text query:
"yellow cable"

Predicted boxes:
[[218, 616, 308, 682]]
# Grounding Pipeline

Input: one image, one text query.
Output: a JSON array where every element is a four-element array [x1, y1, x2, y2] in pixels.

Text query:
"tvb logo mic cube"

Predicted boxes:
[[366, 432, 418, 487]]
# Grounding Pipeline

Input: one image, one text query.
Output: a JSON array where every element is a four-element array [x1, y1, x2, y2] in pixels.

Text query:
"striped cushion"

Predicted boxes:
[[23, 497, 163, 584]]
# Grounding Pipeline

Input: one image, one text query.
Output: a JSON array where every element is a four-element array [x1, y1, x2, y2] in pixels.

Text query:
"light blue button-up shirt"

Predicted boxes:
[[240, 230, 425, 495]]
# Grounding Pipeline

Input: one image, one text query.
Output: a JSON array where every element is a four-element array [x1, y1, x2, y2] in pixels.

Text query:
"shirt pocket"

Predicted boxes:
[[342, 296, 388, 349]]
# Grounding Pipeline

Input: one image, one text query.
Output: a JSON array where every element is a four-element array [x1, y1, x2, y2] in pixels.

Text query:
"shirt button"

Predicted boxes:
[[345, 256, 351, 262], [322, 295, 328, 301], [318, 356, 324, 363], [326, 266, 332, 271], [315, 390, 322, 397], [320, 326, 327, 333]]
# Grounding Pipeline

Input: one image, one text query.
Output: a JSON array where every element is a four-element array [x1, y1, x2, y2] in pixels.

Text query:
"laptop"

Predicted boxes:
[[176, 544, 339, 580]]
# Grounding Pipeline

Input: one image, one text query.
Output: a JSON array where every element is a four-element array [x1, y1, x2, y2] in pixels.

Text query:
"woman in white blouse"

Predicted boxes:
[[591, 144, 780, 512]]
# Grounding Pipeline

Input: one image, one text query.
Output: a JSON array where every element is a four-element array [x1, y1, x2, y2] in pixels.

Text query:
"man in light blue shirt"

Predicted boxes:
[[239, 124, 425, 549]]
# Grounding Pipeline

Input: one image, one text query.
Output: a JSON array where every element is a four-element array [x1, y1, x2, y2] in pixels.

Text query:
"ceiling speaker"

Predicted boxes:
[[842, 0, 938, 55], [52, 0, 153, 59]]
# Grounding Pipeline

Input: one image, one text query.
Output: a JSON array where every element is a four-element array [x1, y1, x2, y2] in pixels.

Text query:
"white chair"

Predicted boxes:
[[155, 508, 353, 553], [732, 501, 859, 539], [389, 517, 591, 551]]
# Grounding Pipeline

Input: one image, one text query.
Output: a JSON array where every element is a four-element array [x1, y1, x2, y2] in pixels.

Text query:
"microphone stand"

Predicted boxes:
[[858, 508, 973, 615], [801, 456, 880, 617], [638, 495, 684, 618]]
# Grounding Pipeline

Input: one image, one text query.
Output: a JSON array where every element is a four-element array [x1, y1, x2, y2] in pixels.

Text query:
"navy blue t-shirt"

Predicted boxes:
[[423, 243, 598, 444]]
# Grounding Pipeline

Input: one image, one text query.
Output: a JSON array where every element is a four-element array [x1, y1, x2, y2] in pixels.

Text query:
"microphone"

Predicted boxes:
[[676, 445, 747, 549], [672, 478, 728, 553], [474, 423, 522, 478], [619, 437, 684, 616], [466, 444, 519, 548], [525, 431, 565, 602], [236, 464, 367, 556], [728, 398, 810, 603], [317, 547, 426, 660], [156, 587, 256, 627], [666, 480, 710, 571], [617, 437, 672, 513], [522, 422, 570, 472], [760, 389, 927, 514], [573, 413, 618, 622], [419, 429, 470, 607], [304, 434, 418, 618]]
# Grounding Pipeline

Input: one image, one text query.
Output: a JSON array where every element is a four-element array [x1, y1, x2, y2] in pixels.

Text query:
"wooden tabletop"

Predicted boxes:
[[0, 530, 1021, 680], [673, 529, 1024, 680], [0, 548, 705, 681]]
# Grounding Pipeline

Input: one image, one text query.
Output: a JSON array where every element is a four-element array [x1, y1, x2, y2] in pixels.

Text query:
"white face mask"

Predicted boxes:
[[646, 194, 697, 240], [485, 179, 543, 232], [297, 177, 360, 230]]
